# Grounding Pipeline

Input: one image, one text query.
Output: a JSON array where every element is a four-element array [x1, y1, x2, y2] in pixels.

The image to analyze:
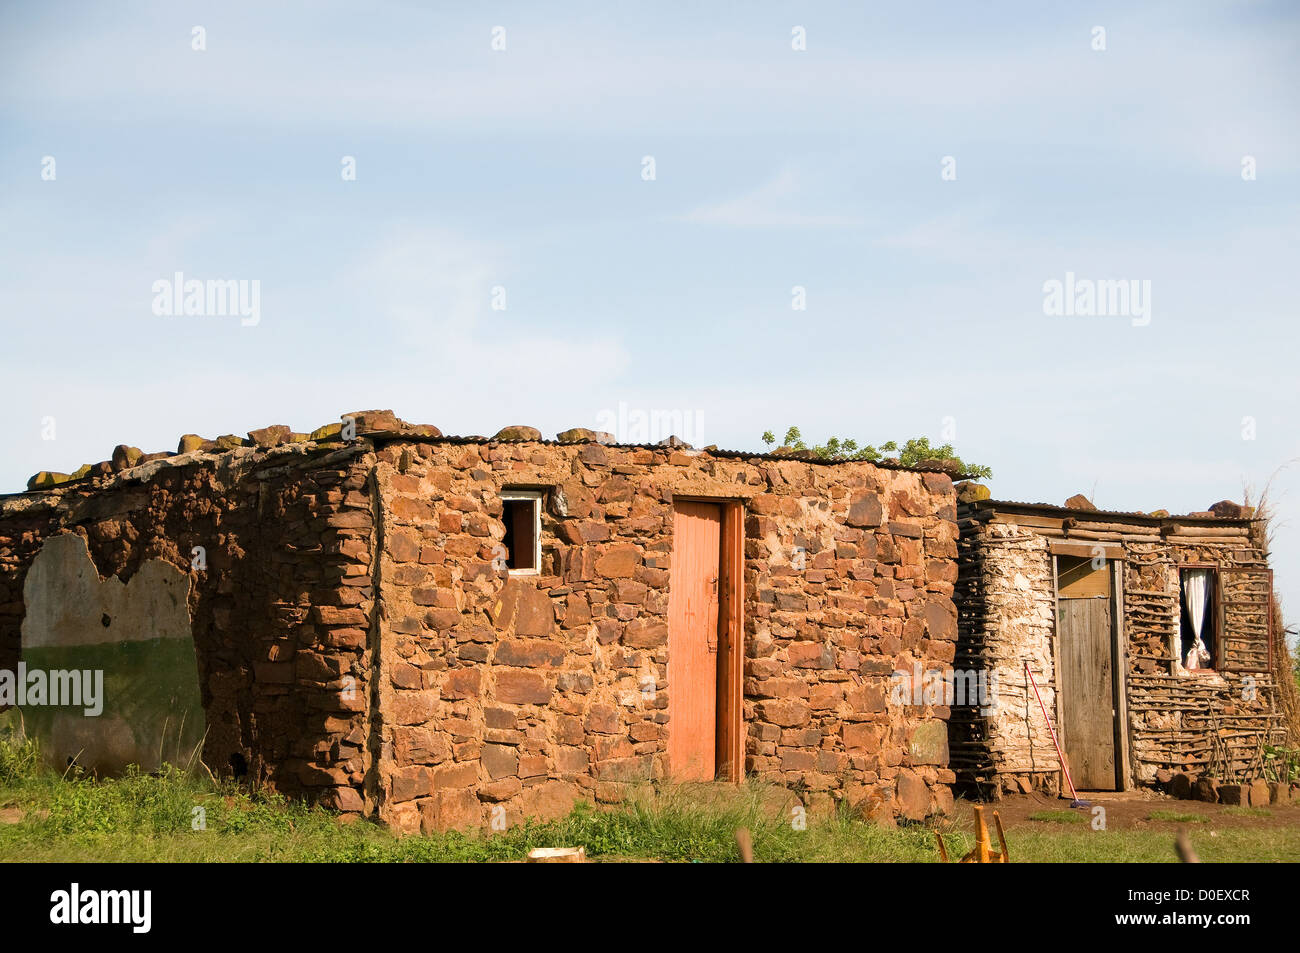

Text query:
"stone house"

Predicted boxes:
[[0, 411, 962, 831], [951, 493, 1284, 798]]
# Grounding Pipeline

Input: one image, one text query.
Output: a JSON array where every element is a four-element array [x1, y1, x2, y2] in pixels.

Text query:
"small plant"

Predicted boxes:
[[1027, 810, 1086, 824], [1221, 806, 1272, 818], [1262, 745, 1300, 784], [760, 427, 992, 480], [0, 729, 42, 784]]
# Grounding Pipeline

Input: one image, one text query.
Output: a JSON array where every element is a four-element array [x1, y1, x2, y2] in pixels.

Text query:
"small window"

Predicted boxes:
[[500, 490, 542, 574], [1056, 555, 1111, 599], [1178, 567, 1218, 671]]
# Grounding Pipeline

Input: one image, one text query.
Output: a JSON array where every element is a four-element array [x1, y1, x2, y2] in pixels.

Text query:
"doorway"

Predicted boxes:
[[667, 499, 743, 781], [1054, 554, 1121, 790]]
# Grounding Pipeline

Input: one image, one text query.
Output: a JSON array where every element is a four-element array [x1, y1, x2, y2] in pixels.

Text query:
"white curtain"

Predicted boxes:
[[1182, 569, 1213, 669]]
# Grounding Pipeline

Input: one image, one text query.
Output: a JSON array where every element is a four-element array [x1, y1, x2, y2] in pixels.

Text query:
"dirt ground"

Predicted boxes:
[[946, 789, 1300, 832]]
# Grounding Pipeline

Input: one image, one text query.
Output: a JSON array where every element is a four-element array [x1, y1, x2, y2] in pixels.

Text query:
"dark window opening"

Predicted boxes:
[[1178, 568, 1218, 671], [501, 493, 540, 572]]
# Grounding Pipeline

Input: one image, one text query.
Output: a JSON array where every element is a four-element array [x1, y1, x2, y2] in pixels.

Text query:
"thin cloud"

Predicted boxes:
[[677, 169, 864, 227]]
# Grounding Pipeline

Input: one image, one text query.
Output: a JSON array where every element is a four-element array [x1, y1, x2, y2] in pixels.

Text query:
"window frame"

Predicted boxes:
[[500, 489, 543, 575], [1175, 562, 1219, 673]]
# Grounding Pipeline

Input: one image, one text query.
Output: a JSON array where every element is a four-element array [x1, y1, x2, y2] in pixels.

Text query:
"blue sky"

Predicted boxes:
[[2, 1, 1299, 628]]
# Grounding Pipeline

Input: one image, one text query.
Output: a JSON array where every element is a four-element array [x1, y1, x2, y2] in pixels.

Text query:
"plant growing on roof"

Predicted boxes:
[[760, 427, 992, 480]]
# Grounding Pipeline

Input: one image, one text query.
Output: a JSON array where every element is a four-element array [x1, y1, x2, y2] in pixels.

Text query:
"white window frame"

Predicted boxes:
[[500, 489, 543, 575]]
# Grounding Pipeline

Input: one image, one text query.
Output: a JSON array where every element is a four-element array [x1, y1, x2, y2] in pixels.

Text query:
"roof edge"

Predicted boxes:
[[961, 498, 1259, 527], [366, 432, 975, 478]]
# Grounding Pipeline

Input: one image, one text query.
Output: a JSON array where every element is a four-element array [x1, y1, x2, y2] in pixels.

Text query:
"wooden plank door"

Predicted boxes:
[[1057, 598, 1117, 790], [668, 501, 722, 780]]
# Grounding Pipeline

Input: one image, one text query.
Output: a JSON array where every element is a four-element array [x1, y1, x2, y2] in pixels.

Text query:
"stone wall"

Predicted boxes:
[[0, 440, 376, 812], [2, 420, 961, 829], [368, 437, 959, 832]]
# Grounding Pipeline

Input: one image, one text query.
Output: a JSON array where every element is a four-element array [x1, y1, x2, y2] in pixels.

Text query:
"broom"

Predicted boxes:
[[1024, 661, 1090, 809]]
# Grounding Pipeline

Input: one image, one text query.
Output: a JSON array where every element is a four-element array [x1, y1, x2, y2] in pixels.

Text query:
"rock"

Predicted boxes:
[[110, 445, 143, 471], [1149, 509, 1170, 518], [247, 425, 291, 448], [556, 428, 614, 444], [1249, 778, 1271, 807], [908, 721, 948, 765], [288, 432, 310, 443], [894, 770, 931, 821], [26, 471, 69, 490], [847, 491, 883, 527], [1269, 781, 1291, 806], [139, 452, 170, 464], [594, 545, 640, 578], [1064, 494, 1096, 511], [1169, 772, 1193, 799], [214, 434, 245, 451], [493, 425, 542, 441], [526, 846, 586, 863], [177, 434, 206, 454], [1218, 783, 1245, 805], [1208, 500, 1246, 519], [1192, 777, 1219, 802], [915, 457, 964, 475], [343, 409, 402, 433], [70, 464, 94, 481], [657, 435, 692, 449], [481, 744, 519, 780], [310, 423, 343, 441], [494, 669, 552, 705], [955, 482, 991, 504], [405, 423, 443, 437]]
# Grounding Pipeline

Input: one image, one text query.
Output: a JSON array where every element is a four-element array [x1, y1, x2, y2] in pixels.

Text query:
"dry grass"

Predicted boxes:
[[1245, 478, 1300, 746]]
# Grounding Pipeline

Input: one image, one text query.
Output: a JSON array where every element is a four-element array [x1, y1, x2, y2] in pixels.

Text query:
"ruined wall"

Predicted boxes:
[[954, 510, 1282, 794], [369, 438, 959, 833], [0, 441, 376, 811], [16, 532, 201, 773], [3, 426, 962, 829]]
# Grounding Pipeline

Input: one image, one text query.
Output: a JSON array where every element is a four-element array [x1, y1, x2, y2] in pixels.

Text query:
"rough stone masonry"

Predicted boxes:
[[0, 411, 962, 831]]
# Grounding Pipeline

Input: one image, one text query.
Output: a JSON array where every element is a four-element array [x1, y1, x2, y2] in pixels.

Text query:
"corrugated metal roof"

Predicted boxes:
[[365, 431, 973, 477], [961, 498, 1257, 526]]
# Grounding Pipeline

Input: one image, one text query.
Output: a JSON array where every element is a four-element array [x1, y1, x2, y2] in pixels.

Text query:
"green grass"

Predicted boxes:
[[1146, 810, 1207, 823], [1221, 806, 1272, 818], [1027, 810, 1087, 824], [2, 732, 1297, 862]]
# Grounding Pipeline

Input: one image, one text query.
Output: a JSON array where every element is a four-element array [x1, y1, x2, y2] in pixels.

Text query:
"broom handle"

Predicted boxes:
[[1024, 661, 1082, 802]]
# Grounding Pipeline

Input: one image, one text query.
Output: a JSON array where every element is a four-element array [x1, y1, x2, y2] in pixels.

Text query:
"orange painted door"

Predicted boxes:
[[668, 501, 722, 780]]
